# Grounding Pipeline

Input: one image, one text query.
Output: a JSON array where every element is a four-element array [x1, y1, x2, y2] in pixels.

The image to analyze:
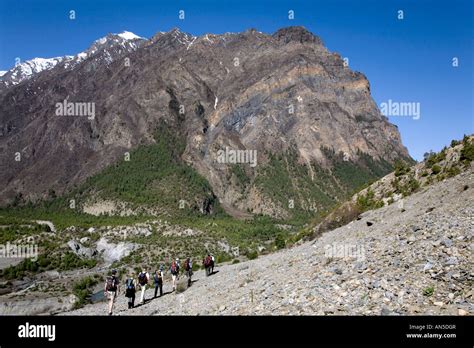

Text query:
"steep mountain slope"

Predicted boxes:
[[63, 164, 473, 316], [0, 26, 411, 218], [310, 135, 474, 238]]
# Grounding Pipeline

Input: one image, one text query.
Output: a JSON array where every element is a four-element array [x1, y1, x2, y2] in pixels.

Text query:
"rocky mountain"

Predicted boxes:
[[0, 26, 411, 218]]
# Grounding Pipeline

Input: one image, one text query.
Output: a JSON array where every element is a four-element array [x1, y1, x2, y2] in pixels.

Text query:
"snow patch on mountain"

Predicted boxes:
[[117, 31, 143, 40], [0, 57, 65, 86], [0, 30, 147, 87], [0, 29, 206, 88]]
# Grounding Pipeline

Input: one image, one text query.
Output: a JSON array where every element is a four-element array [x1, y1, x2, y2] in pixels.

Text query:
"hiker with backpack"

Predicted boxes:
[[184, 258, 193, 287], [203, 254, 213, 276], [153, 266, 164, 298], [170, 258, 180, 291], [137, 268, 150, 305], [125, 274, 136, 309], [104, 269, 120, 316]]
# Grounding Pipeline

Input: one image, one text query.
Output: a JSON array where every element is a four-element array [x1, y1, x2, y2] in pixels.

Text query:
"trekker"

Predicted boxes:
[[203, 254, 213, 276], [170, 258, 180, 291], [138, 268, 150, 305], [153, 267, 164, 298], [104, 269, 120, 315], [184, 258, 193, 287], [125, 275, 136, 309], [211, 254, 215, 274]]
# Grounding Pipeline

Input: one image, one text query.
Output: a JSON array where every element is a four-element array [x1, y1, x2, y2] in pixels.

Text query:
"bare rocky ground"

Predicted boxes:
[[64, 168, 473, 316]]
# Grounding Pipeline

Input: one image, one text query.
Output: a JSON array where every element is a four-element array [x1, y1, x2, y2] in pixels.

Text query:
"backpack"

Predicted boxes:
[[204, 256, 211, 267], [154, 272, 162, 284], [125, 278, 135, 297], [138, 272, 148, 286], [126, 278, 135, 289], [184, 260, 191, 271], [171, 262, 178, 275], [106, 276, 118, 292]]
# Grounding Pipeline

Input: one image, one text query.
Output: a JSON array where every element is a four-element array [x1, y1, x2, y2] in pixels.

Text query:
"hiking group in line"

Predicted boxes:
[[104, 254, 215, 315]]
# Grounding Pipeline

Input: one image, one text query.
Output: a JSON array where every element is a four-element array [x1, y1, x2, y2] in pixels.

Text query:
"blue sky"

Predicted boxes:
[[0, 0, 472, 160]]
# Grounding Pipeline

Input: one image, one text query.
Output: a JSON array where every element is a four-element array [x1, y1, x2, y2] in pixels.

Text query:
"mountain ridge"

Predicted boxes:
[[0, 26, 411, 219], [0, 31, 146, 88]]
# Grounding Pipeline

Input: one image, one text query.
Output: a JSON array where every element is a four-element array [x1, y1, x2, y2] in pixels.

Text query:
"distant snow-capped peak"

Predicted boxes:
[[117, 31, 143, 40], [92, 31, 144, 46], [17, 57, 64, 74], [0, 30, 146, 87], [0, 57, 66, 86], [77, 30, 146, 66]]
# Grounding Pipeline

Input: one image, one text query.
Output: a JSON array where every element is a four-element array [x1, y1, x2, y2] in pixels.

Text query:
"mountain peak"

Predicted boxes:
[[116, 31, 143, 41], [150, 27, 195, 46], [272, 26, 322, 45], [92, 31, 145, 46], [169, 27, 182, 34]]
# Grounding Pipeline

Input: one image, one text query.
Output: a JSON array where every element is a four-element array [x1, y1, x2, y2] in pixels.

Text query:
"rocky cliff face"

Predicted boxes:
[[0, 26, 411, 217]]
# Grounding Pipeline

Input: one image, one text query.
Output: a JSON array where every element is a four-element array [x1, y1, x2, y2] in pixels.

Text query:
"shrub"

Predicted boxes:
[[192, 262, 200, 272], [423, 150, 435, 160], [274, 234, 286, 250], [446, 166, 461, 178], [426, 148, 448, 168], [246, 250, 258, 260], [460, 140, 474, 162], [356, 189, 383, 211], [73, 276, 98, 308], [431, 165, 441, 175], [394, 160, 410, 177], [423, 286, 434, 297], [450, 139, 461, 147], [406, 177, 420, 195], [437, 150, 447, 162], [216, 253, 232, 264]]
